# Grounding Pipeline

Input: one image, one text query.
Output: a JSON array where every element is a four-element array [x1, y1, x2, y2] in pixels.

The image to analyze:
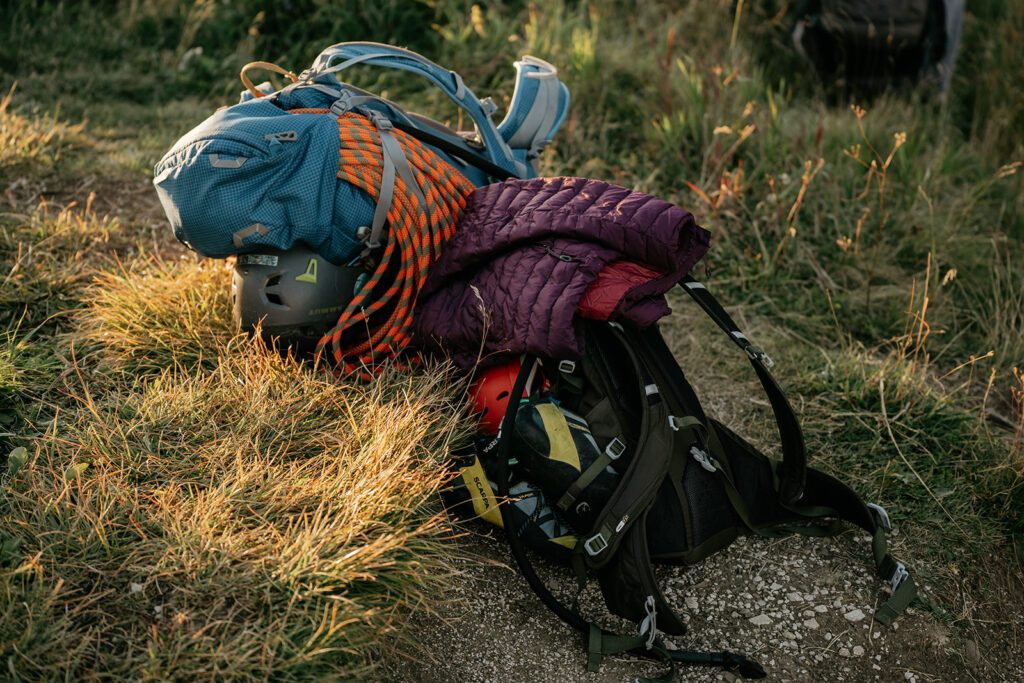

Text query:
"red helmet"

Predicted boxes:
[[469, 359, 550, 435]]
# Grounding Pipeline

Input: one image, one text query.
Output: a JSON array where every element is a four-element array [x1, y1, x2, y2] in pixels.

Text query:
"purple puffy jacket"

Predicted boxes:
[[412, 176, 710, 368]]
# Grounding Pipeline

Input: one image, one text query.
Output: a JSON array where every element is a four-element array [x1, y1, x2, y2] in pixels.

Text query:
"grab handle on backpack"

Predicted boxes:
[[308, 42, 526, 178], [239, 61, 298, 99]]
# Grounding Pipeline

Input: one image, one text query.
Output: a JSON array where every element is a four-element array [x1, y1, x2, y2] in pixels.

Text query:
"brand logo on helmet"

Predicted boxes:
[[295, 258, 318, 284]]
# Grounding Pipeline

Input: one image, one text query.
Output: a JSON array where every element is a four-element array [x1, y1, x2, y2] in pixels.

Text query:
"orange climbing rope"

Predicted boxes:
[[289, 108, 476, 375]]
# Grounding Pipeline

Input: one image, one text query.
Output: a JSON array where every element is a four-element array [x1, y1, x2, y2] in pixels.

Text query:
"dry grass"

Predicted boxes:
[[2, 332, 469, 680], [0, 84, 86, 174], [73, 258, 235, 376]]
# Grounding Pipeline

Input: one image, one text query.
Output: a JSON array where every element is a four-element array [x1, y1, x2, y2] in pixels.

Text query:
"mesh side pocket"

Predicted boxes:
[[683, 461, 737, 548]]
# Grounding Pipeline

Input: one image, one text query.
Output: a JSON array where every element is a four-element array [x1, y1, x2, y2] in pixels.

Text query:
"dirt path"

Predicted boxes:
[[396, 530, 1022, 682]]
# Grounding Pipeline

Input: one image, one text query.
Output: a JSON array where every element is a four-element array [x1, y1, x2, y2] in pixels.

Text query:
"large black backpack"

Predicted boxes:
[[446, 277, 917, 681], [792, 0, 961, 95]]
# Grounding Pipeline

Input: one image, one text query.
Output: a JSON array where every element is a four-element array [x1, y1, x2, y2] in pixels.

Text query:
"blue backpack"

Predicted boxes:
[[153, 42, 570, 264]]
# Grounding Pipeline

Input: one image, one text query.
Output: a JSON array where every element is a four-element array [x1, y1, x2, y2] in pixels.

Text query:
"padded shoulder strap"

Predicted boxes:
[[308, 42, 526, 177], [678, 276, 807, 504], [496, 56, 570, 166]]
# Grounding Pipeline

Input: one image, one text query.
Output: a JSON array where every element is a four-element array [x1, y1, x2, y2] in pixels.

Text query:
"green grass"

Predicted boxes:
[[1, 0, 1023, 678]]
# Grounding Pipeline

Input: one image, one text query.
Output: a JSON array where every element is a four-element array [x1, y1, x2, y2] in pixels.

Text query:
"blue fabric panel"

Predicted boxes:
[[154, 99, 369, 264]]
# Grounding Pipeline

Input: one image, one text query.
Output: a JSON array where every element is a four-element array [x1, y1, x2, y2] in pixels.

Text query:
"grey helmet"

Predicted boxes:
[[231, 245, 364, 353]]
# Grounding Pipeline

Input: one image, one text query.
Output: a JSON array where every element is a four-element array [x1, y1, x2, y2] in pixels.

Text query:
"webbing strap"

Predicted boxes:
[[557, 440, 619, 512], [679, 276, 806, 503], [588, 625, 675, 682], [783, 472, 919, 625]]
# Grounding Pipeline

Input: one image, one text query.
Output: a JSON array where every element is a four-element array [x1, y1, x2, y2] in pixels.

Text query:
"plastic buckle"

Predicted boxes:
[[364, 109, 394, 131], [479, 96, 498, 117], [605, 437, 626, 461], [583, 532, 608, 556], [667, 415, 682, 431], [558, 360, 576, 374], [889, 562, 909, 592], [355, 227, 381, 251], [330, 91, 355, 116], [638, 595, 658, 650], [690, 446, 716, 472], [867, 503, 892, 531], [745, 344, 775, 369]]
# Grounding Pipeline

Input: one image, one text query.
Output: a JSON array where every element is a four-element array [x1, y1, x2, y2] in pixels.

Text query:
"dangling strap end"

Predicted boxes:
[[587, 624, 603, 672]]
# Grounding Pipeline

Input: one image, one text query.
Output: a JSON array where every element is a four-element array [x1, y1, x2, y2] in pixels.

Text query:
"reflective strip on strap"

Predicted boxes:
[[730, 330, 750, 344]]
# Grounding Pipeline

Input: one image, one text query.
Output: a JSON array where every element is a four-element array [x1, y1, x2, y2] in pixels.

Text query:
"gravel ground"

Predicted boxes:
[[392, 527, 1023, 682]]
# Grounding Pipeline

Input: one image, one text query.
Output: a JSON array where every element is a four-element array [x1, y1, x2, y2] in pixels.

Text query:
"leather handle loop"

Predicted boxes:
[[239, 61, 298, 99]]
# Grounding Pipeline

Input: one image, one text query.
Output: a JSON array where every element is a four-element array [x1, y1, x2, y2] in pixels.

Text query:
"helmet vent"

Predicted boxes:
[[267, 274, 282, 287], [497, 391, 510, 400], [266, 292, 283, 306]]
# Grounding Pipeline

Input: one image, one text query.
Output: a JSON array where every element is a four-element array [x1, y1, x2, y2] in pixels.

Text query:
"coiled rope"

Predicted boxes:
[[289, 108, 476, 375]]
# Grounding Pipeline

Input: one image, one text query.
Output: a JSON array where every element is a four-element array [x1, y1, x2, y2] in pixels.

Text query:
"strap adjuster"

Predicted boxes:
[[583, 532, 608, 556], [867, 503, 892, 531], [889, 562, 909, 592], [604, 437, 626, 460], [744, 344, 775, 368], [668, 415, 682, 431], [558, 359, 576, 374], [363, 108, 394, 131], [690, 446, 716, 472]]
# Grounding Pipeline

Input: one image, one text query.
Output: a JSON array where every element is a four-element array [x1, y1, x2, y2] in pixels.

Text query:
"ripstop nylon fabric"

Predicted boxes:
[[289, 109, 476, 373]]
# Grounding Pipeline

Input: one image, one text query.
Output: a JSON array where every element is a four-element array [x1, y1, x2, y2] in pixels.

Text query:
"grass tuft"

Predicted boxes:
[[0, 84, 86, 176], [1, 336, 469, 680], [72, 258, 236, 376]]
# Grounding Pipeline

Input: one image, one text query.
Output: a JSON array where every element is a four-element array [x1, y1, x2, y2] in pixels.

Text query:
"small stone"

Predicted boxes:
[[685, 597, 699, 610], [853, 646, 865, 657], [964, 640, 981, 668], [803, 618, 820, 629], [749, 614, 772, 626], [787, 592, 804, 602], [783, 631, 797, 640], [130, 582, 144, 595], [770, 582, 783, 591], [844, 609, 866, 622], [873, 664, 882, 671], [839, 647, 851, 657], [904, 672, 915, 681], [815, 604, 828, 613]]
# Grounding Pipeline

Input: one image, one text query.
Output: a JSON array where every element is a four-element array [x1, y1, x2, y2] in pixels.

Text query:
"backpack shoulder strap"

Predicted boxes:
[[678, 275, 807, 504], [307, 42, 527, 178], [496, 56, 570, 169]]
